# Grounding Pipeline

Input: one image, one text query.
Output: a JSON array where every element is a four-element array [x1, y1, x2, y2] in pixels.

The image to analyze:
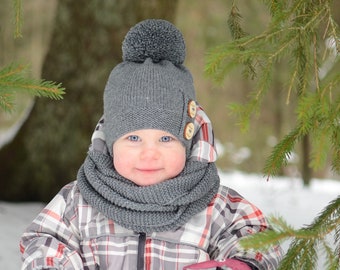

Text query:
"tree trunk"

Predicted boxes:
[[0, 0, 178, 202]]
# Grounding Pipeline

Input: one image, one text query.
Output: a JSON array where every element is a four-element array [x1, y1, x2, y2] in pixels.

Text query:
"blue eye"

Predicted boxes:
[[160, 136, 173, 142], [128, 135, 140, 141]]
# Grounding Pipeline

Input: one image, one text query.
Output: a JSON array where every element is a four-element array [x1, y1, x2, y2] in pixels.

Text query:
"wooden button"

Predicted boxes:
[[184, 122, 195, 140], [187, 100, 197, 118]]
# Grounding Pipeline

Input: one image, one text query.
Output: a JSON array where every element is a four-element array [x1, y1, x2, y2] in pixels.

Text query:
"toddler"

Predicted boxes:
[[20, 19, 282, 270]]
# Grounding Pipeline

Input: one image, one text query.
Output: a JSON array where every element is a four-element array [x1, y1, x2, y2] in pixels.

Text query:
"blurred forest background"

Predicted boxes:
[[0, 0, 339, 202]]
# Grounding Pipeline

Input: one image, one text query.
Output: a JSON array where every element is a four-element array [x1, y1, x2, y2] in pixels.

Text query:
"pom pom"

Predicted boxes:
[[122, 19, 185, 64]]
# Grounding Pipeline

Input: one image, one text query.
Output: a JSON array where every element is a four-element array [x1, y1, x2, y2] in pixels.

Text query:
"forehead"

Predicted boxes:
[[123, 129, 172, 135]]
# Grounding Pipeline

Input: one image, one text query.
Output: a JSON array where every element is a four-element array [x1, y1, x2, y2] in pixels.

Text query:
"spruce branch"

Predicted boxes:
[[0, 63, 65, 112], [240, 216, 295, 250], [240, 197, 340, 270], [226, 2, 256, 79], [263, 126, 300, 177], [206, 0, 339, 176], [0, 93, 15, 112], [206, 1, 339, 269], [310, 124, 331, 170], [262, 0, 286, 20], [13, 0, 22, 38], [228, 98, 260, 133], [227, 2, 247, 40]]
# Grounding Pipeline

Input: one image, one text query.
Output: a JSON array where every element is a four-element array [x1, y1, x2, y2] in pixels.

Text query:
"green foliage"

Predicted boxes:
[[13, 0, 22, 38], [0, 0, 65, 113], [240, 197, 340, 270], [205, 0, 340, 177], [206, 1, 340, 268], [0, 64, 65, 112]]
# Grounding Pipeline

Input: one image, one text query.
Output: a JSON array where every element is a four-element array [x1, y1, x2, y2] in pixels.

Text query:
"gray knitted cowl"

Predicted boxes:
[[77, 110, 220, 233], [77, 151, 219, 233]]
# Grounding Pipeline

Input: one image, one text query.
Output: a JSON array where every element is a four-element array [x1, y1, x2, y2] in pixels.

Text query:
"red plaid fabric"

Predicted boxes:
[[20, 182, 282, 269], [20, 104, 282, 269], [190, 105, 217, 162]]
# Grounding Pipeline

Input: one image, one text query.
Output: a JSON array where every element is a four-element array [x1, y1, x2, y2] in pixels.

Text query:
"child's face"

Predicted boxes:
[[113, 129, 186, 186]]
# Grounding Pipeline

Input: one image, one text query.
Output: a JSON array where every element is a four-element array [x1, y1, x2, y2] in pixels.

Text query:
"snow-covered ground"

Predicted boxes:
[[0, 171, 339, 269]]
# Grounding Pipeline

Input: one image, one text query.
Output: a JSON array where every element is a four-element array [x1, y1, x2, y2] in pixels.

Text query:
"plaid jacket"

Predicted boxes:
[[20, 182, 282, 270]]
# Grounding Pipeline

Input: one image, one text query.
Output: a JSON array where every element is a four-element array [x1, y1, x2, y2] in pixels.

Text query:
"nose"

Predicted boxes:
[[140, 144, 160, 160]]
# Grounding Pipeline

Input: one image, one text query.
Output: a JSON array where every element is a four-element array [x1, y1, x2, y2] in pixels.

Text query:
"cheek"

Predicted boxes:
[[113, 154, 133, 180], [167, 149, 186, 176], [112, 146, 129, 175], [113, 154, 122, 170]]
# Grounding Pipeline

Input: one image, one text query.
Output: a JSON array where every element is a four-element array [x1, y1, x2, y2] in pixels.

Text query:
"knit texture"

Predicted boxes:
[[77, 150, 220, 233], [103, 19, 196, 155], [78, 106, 220, 233], [122, 19, 185, 64]]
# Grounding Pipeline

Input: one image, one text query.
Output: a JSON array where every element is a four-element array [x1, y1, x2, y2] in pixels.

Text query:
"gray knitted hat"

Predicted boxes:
[[103, 19, 197, 155]]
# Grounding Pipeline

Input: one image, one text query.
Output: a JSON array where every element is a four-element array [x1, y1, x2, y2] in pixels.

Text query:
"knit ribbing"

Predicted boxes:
[[77, 150, 220, 233]]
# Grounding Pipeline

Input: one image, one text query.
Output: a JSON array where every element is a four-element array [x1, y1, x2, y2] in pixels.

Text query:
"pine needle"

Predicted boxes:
[[240, 197, 340, 270], [0, 63, 65, 112], [13, 0, 23, 38]]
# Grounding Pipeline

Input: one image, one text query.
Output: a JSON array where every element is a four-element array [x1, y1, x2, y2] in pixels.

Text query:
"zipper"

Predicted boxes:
[[137, 232, 146, 270]]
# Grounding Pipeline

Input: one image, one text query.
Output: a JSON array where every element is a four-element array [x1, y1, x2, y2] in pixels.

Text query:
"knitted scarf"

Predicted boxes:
[[77, 105, 220, 233]]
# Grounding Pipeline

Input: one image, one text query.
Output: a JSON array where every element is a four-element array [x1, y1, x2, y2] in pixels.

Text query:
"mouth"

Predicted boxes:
[[136, 168, 162, 173]]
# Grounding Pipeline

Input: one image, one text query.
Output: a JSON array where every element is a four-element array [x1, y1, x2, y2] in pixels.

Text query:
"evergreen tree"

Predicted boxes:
[[206, 1, 339, 269], [206, 0, 339, 182], [0, 1, 64, 112]]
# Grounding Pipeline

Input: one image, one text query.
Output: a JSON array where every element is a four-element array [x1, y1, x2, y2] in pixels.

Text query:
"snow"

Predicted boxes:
[[0, 171, 339, 269]]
